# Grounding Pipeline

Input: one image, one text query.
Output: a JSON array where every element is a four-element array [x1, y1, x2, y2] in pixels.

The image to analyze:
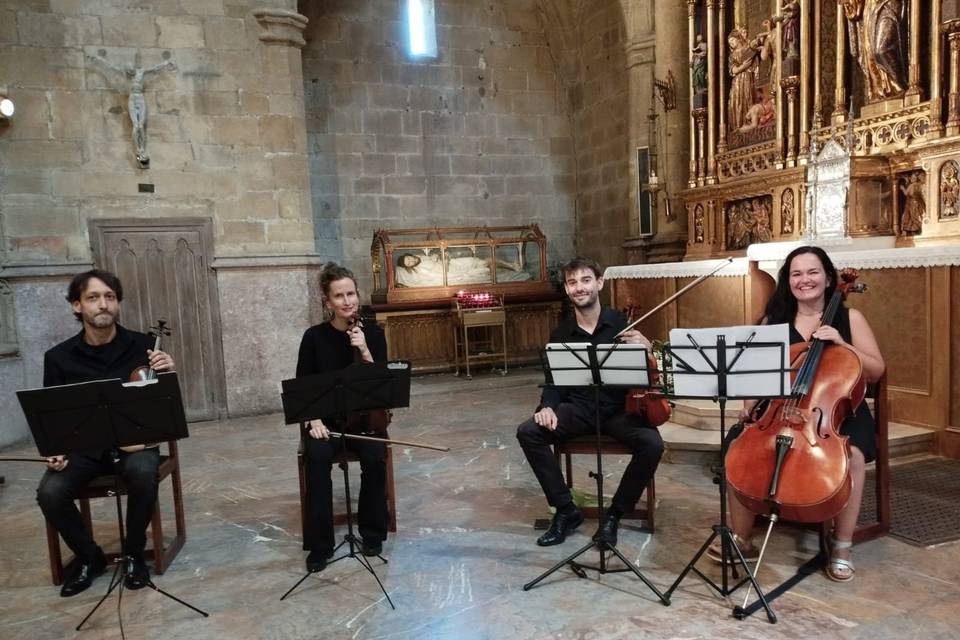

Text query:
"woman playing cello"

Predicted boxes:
[[296, 262, 390, 573], [711, 246, 885, 582]]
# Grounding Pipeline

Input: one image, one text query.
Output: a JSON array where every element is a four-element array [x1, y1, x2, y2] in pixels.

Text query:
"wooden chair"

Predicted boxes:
[[553, 434, 656, 532], [851, 371, 890, 543], [297, 437, 398, 538], [44, 441, 186, 586]]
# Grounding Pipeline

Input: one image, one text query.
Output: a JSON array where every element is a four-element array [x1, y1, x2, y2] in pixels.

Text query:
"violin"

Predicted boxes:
[[341, 311, 392, 436], [621, 314, 671, 428], [725, 269, 867, 523], [616, 258, 733, 426], [129, 319, 170, 382], [124, 319, 171, 452]]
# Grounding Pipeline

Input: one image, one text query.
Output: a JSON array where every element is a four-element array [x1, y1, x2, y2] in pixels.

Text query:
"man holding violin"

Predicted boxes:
[[516, 256, 664, 547], [37, 269, 176, 597]]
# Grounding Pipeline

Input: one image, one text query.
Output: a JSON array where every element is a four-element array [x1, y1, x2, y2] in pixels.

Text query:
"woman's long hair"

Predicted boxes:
[[761, 245, 839, 324]]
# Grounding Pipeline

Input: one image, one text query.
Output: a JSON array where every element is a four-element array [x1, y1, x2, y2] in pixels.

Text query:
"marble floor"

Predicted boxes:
[[1, 369, 959, 640]]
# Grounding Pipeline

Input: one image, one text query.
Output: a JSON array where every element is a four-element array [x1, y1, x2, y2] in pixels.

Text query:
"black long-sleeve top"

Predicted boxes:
[[43, 324, 153, 387], [539, 307, 630, 419], [296, 321, 388, 423]]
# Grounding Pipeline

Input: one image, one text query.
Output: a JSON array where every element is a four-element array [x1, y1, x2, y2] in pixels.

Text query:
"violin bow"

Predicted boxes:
[[613, 257, 734, 339], [329, 431, 450, 452]]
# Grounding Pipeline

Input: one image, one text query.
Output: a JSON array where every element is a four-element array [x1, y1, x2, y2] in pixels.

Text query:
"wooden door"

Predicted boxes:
[[89, 218, 224, 422]]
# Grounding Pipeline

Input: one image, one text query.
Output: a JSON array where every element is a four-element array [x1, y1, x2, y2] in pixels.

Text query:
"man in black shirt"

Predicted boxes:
[[37, 269, 175, 597], [517, 256, 664, 547]]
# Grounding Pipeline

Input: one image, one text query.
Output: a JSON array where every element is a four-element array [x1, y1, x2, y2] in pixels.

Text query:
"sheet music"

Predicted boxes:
[[544, 343, 594, 386], [595, 344, 651, 387], [668, 324, 791, 399]]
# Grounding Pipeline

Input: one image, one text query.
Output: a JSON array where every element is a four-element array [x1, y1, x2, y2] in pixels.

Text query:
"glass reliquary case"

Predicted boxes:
[[371, 225, 553, 303]]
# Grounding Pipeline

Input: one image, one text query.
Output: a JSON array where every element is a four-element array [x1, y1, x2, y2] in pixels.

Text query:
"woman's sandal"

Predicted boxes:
[[826, 538, 855, 582], [707, 533, 759, 564]]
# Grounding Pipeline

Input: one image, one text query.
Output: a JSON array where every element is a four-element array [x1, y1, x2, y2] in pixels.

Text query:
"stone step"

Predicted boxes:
[[660, 420, 936, 466]]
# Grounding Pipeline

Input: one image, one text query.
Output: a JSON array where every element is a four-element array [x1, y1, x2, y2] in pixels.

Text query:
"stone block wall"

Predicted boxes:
[[569, 0, 630, 267], [300, 0, 577, 292], [0, 0, 313, 263]]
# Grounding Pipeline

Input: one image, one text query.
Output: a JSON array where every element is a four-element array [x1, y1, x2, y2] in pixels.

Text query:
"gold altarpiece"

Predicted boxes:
[[683, 0, 960, 256]]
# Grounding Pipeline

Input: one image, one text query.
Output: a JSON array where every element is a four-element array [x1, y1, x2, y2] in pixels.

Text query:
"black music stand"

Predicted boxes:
[[521, 342, 669, 605], [278, 360, 411, 607], [661, 327, 791, 623], [16, 372, 208, 633]]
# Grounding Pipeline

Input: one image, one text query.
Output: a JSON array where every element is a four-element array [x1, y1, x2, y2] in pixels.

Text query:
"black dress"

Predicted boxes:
[[788, 306, 877, 463]]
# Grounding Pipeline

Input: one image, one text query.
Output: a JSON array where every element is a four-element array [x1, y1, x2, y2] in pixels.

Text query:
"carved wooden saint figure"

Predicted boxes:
[[694, 204, 705, 243], [940, 162, 959, 219], [899, 172, 926, 234], [691, 34, 707, 96], [86, 51, 177, 168], [751, 197, 772, 243], [842, 0, 908, 100], [781, 188, 795, 234], [727, 26, 757, 132]]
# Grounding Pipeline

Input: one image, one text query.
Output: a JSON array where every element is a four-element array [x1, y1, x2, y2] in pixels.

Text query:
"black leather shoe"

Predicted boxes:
[[60, 552, 107, 597], [536, 509, 584, 547], [360, 540, 383, 557], [123, 554, 150, 590], [593, 513, 621, 547], [306, 548, 333, 573]]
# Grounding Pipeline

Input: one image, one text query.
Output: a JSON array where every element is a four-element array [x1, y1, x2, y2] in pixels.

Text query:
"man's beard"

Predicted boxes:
[[570, 292, 598, 309], [86, 311, 116, 328]]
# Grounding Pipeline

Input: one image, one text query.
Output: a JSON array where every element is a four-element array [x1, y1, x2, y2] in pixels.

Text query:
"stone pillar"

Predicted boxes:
[[688, 0, 698, 187], [774, 0, 785, 168], [812, 0, 822, 130], [799, 0, 811, 157], [905, 0, 922, 103], [946, 28, 960, 136], [717, 0, 727, 154], [625, 35, 656, 240], [706, 0, 718, 184], [931, 2, 945, 136], [834, 2, 847, 121]]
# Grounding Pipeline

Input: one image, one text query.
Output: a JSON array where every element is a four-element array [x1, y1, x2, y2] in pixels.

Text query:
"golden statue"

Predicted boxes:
[[842, 0, 908, 101]]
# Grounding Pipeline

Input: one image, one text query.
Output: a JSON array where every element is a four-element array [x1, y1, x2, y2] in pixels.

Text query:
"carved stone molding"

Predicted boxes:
[[252, 8, 308, 48], [625, 36, 656, 69], [0, 280, 18, 356]]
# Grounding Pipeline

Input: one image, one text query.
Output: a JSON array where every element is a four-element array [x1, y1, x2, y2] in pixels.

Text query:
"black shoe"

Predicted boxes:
[[536, 509, 584, 547], [123, 554, 150, 590], [306, 548, 333, 573], [360, 540, 383, 557], [60, 551, 107, 597], [593, 513, 620, 547]]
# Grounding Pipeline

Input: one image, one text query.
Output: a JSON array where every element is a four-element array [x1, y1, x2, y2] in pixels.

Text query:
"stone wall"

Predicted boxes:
[[299, 0, 577, 291], [0, 0, 317, 444], [569, 0, 630, 266]]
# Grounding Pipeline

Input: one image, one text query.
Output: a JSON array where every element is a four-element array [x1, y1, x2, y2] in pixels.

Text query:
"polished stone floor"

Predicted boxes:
[[2, 369, 959, 640]]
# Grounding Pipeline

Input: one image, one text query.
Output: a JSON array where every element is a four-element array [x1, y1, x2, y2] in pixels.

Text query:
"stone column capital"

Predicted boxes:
[[252, 8, 309, 48], [625, 36, 657, 69]]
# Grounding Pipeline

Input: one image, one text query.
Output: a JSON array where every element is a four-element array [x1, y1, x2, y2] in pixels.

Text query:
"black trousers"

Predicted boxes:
[[37, 448, 160, 562], [303, 435, 388, 553], [516, 403, 664, 514]]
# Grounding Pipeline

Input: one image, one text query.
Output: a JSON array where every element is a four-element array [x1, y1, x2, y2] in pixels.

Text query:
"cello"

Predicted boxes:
[[725, 269, 867, 524]]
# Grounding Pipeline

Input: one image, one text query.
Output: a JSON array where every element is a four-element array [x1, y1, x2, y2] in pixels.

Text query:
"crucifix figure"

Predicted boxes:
[[86, 50, 177, 168]]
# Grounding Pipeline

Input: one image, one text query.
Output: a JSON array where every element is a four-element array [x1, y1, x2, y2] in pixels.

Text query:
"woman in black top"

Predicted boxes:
[[296, 263, 389, 573], [711, 246, 885, 582]]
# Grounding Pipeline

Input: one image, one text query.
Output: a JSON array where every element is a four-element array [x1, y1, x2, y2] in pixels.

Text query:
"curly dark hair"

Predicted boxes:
[[66, 269, 123, 322], [761, 245, 839, 324]]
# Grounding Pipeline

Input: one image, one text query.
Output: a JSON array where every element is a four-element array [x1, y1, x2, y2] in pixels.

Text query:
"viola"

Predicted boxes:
[[342, 311, 392, 436], [725, 269, 867, 523], [615, 259, 734, 427], [129, 319, 170, 382]]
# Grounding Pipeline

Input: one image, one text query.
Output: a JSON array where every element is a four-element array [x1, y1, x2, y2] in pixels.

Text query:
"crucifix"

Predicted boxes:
[[86, 50, 177, 169]]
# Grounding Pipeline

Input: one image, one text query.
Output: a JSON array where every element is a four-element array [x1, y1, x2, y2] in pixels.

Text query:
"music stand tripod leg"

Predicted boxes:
[[522, 385, 668, 605], [281, 434, 395, 610], [77, 452, 209, 631]]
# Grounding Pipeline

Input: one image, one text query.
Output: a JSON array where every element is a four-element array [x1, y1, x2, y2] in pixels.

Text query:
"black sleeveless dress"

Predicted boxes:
[[789, 306, 877, 463]]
